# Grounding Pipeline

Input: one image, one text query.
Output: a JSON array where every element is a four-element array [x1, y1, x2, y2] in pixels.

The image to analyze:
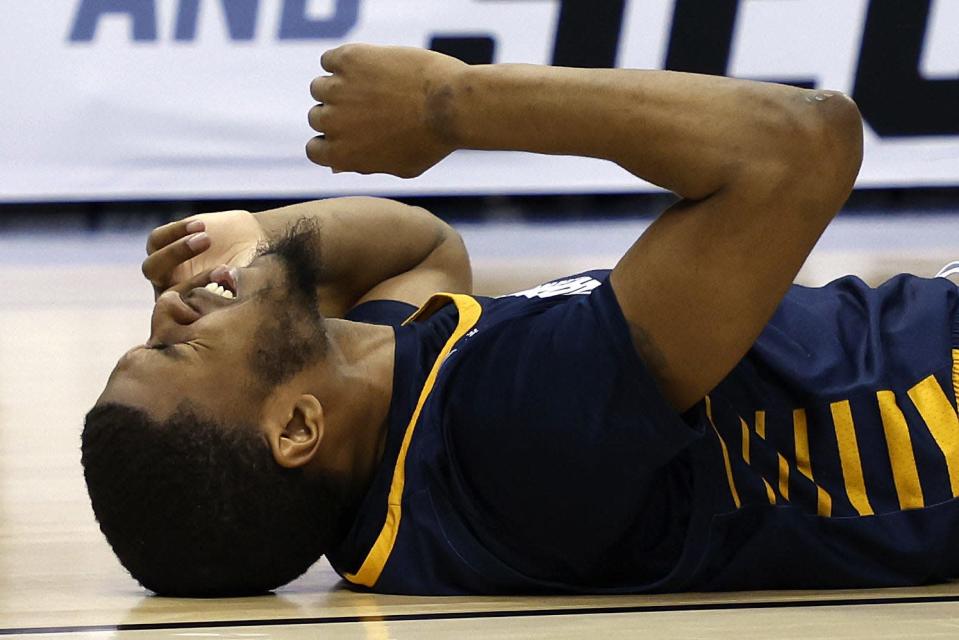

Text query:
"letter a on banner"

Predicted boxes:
[[69, 0, 157, 41]]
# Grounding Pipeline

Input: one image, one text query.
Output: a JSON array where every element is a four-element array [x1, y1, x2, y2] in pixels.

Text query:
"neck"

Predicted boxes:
[[305, 319, 395, 502]]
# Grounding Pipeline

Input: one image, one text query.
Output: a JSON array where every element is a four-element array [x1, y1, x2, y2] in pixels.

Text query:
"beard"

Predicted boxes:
[[248, 218, 329, 387]]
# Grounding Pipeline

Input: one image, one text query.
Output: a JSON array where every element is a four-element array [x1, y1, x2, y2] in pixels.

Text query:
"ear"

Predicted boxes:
[[265, 395, 325, 469]]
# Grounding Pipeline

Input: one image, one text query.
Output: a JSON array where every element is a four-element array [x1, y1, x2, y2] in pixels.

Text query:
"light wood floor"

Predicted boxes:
[[3, 216, 959, 639]]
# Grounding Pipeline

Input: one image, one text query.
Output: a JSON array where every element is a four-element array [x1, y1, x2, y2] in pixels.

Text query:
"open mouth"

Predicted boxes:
[[203, 281, 235, 300], [207, 266, 239, 299], [181, 266, 240, 315]]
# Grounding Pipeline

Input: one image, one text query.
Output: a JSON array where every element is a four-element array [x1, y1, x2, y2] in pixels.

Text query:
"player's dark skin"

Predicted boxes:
[[98, 198, 471, 498], [97, 44, 863, 504]]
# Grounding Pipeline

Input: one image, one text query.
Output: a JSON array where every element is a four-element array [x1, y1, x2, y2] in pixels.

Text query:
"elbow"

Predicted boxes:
[[790, 91, 863, 204], [833, 94, 864, 189], [440, 224, 473, 292], [744, 91, 863, 212], [810, 92, 863, 190], [419, 208, 473, 293]]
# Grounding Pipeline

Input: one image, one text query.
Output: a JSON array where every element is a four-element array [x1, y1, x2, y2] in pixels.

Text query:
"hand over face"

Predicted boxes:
[[306, 43, 466, 178], [142, 209, 264, 299]]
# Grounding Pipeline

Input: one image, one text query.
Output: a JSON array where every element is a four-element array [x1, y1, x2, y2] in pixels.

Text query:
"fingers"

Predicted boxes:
[[141, 231, 211, 295], [320, 46, 346, 74], [310, 75, 335, 103], [146, 218, 205, 255], [307, 103, 329, 134], [312, 46, 353, 169], [166, 264, 227, 296], [306, 136, 333, 168], [306, 97, 336, 169]]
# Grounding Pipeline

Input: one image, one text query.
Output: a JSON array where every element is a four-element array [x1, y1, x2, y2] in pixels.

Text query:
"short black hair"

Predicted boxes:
[[81, 402, 351, 597]]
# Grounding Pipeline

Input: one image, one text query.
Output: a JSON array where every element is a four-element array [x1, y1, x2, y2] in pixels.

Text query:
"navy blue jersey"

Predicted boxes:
[[326, 270, 959, 594]]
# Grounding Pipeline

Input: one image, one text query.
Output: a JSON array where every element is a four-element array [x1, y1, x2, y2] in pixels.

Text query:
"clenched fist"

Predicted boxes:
[[306, 44, 467, 178]]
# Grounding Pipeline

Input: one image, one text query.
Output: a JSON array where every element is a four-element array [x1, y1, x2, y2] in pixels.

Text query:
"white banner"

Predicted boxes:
[[1, 0, 957, 201]]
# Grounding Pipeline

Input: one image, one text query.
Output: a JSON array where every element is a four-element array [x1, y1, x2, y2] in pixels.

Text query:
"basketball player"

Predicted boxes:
[[83, 45, 959, 597]]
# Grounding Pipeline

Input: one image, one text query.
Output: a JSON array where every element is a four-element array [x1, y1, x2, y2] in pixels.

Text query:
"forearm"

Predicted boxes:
[[305, 44, 863, 410], [440, 65, 855, 201], [253, 197, 463, 310], [436, 64, 861, 410]]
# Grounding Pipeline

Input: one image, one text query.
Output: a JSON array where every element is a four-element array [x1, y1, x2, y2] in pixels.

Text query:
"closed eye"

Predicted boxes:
[[150, 343, 190, 361]]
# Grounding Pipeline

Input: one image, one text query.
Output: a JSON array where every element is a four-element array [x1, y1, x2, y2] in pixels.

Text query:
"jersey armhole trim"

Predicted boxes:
[[343, 292, 482, 588]]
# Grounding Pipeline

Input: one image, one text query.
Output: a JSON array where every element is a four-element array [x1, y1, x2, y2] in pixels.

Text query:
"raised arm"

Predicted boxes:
[[307, 44, 863, 411], [142, 197, 471, 317], [254, 197, 471, 314]]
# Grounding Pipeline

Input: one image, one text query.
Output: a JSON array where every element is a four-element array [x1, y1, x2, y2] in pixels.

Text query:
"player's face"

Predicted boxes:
[[98, 251, 326, 424]]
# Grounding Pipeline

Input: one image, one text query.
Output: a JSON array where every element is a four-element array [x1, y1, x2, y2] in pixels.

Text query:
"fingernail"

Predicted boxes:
[[185, 220, 205, 233], [186, 232, 209, 250]]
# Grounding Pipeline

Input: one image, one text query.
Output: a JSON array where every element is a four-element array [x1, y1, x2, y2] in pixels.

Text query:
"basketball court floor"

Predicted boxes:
[[3, 213, 959, 639]]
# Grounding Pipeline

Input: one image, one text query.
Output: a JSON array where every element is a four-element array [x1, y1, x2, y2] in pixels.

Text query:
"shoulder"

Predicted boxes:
[[345, 299, 417, 326]]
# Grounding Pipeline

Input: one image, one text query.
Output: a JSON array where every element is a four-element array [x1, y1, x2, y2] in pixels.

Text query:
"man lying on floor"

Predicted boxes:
[[83, 44, 959, 597]]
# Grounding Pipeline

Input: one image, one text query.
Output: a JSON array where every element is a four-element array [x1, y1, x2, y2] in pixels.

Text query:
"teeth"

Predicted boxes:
[[204, 281, 235, 299]]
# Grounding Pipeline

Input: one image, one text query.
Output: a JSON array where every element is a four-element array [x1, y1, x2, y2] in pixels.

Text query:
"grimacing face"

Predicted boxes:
[[98, 244, 326, 426]]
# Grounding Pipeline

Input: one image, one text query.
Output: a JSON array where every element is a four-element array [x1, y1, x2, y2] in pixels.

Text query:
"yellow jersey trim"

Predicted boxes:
[[794, 408, 833, 517], [343, 293, 482, 588], [877, 389, 924, 510], [830, 399, 874, 516], [909, 374, 959, 497], [705, 396, 741, 509]]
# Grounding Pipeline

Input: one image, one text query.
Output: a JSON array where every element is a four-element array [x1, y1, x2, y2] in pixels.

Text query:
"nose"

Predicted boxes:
[[147, 291, 202, 347]]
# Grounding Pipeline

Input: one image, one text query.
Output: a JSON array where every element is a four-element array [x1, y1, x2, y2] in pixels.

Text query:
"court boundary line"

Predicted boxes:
[[4, 593, 959, 636]]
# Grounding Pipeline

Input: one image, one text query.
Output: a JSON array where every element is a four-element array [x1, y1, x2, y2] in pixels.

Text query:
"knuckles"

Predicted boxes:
[[140, 260, 157, 282], [310, 75, 339, 102], [307, 104, 324, 132], [334, 43, 359, 65], [145, 230, 164, 254], [321, 43, 361, 73], [309, 77, 324, 101], [305, 138, 330, 166]]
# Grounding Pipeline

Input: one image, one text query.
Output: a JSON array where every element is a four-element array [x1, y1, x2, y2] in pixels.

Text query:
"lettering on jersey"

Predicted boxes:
[[710, 358, 959, 518], [506, 276, 602, 299]]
